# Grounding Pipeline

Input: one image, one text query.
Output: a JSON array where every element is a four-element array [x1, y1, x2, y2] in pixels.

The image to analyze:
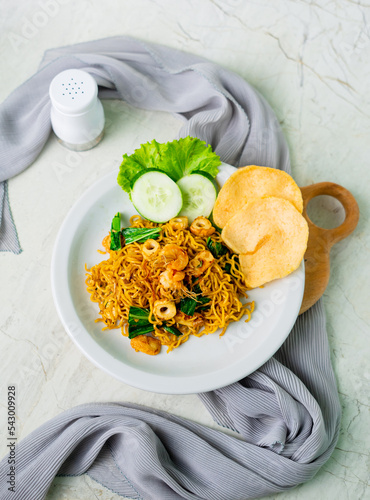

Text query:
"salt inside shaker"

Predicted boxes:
[[49, 69, 105, 151]]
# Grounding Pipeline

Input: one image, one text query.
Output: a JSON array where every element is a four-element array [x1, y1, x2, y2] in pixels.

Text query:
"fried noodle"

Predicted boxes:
[[85, 216, 254, 353]]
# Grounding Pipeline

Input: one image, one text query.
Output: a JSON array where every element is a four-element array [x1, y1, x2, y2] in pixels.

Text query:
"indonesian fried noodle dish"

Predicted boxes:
[[85, 137, 308, 356]]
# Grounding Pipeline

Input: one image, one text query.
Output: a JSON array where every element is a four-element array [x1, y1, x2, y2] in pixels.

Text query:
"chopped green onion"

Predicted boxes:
[[127, 306, 154, 338], [111, 212, 121, 232], [127, 307, 183, 339], [122, 227, 161, 245], [180, 297, 197, 316], [128, 323, 154, 339], [196, 296, 210, 306], [224, 263, 232, 274], [192, 283, 202, 294], [163, 324, 183, 337], [110, 212, 122, 251], [180, 285, 211, 316], [207, 237, 228, 258], [191, 285, 210, 305], [128, 306, 150, 327]]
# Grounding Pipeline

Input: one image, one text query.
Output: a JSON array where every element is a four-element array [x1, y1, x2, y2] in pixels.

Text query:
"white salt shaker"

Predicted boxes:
[[49, 69, 105, 151]]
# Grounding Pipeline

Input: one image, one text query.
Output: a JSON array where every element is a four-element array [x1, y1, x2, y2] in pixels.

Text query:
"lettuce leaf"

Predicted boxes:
[[117, 139, 165, 193], [117, 137, 220, 193], [160, 137, 221, 181]]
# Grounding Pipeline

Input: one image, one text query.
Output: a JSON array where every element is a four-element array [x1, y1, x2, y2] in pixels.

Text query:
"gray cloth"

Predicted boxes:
[[0, 181, 21, 253], [0, 37, 341, 499]]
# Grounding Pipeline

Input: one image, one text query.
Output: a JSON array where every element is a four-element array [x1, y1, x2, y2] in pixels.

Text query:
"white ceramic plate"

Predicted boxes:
[[51, 164, 304, 394]]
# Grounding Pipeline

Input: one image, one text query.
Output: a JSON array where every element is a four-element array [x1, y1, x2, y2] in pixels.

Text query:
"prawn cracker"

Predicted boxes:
[[213, 165, 303, 228], [221, 197, 308, 288]]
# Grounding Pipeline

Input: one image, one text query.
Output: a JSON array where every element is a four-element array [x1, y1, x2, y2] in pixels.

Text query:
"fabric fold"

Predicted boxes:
[[0, 181, 21, 253]]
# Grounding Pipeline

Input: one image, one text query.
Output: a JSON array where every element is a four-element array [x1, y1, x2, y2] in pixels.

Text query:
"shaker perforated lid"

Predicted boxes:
[[49, 69, 104, 151], [49, 69, 98, 115]]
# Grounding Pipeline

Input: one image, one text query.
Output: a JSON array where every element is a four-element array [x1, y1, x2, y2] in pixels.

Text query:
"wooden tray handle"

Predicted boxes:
[[301, 182, 359, 249], [299, 182, 359, 314]]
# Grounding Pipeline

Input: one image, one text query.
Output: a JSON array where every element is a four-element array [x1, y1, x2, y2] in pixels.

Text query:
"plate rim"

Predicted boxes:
[[51, 167, 305, 394]]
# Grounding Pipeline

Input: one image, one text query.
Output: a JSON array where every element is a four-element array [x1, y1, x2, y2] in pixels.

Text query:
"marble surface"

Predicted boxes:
[[1, 1, 369, 499]]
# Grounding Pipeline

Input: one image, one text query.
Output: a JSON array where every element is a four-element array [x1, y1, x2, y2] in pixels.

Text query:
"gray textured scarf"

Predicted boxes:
[[0, 37, 340, 499]]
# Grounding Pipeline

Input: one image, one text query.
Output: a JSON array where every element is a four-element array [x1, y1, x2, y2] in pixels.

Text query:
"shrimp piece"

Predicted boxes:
[[190, 217, 215, 237], [130, 335, 161, 355], [142, 239, 160, 259], [189, 250, 214, 277], [153, 299, 177, 320], [169, 216, 189, 230], [159, 268, 185, 290], [161, 244, 188, 271]]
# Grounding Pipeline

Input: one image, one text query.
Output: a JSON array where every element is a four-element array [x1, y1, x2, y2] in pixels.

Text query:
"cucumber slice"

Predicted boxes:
[[131, 171, 183, 223], [177, 173, 217, 222]]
